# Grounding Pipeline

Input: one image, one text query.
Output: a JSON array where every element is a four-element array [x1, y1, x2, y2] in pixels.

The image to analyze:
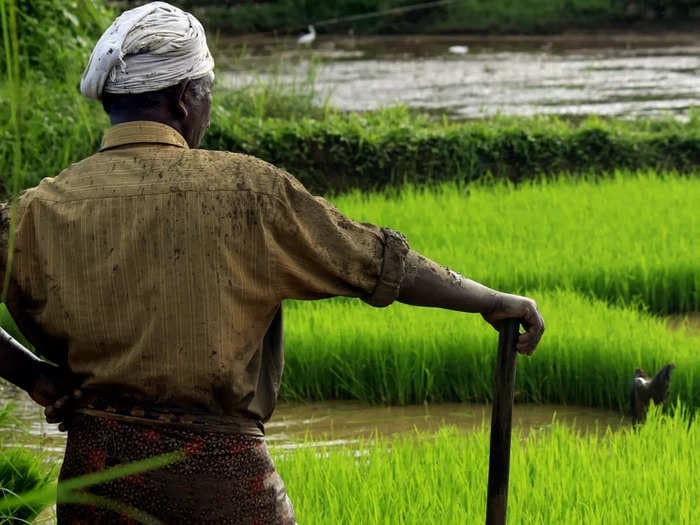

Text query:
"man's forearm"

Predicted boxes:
[[0, 327, 44, 392], [397, 250, 501, 314]]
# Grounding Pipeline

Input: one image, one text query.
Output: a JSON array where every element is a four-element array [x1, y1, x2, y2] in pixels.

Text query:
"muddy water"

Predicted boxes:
[[219, 33, 700, 119], [666, 312, 700, 335], [0, 381, 625, 462]]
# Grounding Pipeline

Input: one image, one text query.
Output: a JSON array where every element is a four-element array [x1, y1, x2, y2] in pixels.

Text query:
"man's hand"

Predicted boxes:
[[481, 293, 545, 356], [0, 327, 81, 430], [28, 361, 82, 432]]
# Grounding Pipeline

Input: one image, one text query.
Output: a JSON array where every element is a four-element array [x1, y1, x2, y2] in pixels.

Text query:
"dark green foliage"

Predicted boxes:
[[182, 0, 700, 35], [0, 80, 106, 196], [189, 0, 444, 35], [0, 0, 112, 81], [0, 0, 110, 197], [203, 109, 700, 195]]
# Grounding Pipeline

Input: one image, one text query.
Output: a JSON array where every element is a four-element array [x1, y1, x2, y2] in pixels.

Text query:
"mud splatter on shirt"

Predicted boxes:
[[1, 121, 409, 429]]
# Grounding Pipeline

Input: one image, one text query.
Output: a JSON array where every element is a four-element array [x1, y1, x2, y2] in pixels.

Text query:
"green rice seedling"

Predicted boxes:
[[282, 290, 700, 410], [275, 405, 698, 525], [0, 447, 53, 524], [326, 173, 700, 314], [0, 451, 183, 525], [0, 406, 52, 524]]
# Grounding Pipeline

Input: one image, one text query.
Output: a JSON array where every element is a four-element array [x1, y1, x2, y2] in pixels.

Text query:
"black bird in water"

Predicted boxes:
[[630, 364, 675, 425]]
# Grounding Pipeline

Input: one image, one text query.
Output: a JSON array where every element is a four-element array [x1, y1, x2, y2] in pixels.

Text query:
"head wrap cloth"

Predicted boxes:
[[80, 1, 214, 100]]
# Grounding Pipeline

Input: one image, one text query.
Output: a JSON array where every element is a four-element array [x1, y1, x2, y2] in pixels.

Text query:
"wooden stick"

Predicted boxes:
[[485, 318, 520, 525]]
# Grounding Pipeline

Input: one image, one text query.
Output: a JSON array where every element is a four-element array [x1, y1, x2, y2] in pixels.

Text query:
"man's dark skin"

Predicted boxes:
[[0, 75, 545, 427]]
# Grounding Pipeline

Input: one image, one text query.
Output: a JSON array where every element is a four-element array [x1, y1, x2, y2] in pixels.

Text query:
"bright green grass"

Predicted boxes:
[[281, 174, 700, 408], [276, 406, 698, 525], [0, 406, 52, 524], [327, 173, 699, 315], [283, 290, 699, 410], [0, 447, 52, 524]]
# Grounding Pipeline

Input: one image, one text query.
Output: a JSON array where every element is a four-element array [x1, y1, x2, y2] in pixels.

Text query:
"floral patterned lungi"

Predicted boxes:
[[57, 413, 296, 525]]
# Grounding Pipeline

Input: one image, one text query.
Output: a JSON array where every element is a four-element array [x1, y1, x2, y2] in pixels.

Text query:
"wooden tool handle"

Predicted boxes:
[[485, 318, 520, 525]]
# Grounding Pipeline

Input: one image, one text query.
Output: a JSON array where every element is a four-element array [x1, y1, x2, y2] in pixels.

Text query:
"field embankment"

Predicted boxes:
[[8, 93, 700, 197], [205, 110, 700, 194]]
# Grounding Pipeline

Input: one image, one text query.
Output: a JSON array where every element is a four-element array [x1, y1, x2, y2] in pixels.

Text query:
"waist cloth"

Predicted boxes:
[[57, 411, 297, 524]]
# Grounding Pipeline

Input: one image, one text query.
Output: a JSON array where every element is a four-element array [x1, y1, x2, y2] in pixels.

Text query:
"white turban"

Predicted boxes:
[[80, 1, 215, 100]]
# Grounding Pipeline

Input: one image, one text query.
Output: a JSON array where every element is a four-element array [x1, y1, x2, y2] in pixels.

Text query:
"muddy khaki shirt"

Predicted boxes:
[[2, 121, 409, 431]]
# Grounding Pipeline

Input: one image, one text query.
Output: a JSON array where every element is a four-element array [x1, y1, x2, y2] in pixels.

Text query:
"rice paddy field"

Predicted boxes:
[[251, 171, 700, 524], [276, 408, 698, 525], [0, 171, 696, 525], [281, 173, 700, 411]]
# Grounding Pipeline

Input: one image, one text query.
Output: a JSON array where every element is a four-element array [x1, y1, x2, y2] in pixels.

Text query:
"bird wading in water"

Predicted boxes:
[[297, 25, 316, 46]]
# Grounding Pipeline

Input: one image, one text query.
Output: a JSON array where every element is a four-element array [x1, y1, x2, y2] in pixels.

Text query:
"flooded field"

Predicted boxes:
[[219, 33, 700, 119]]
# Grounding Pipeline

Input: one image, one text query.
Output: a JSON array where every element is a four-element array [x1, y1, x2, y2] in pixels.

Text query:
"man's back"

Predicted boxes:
[[10, 121, 398, 423]]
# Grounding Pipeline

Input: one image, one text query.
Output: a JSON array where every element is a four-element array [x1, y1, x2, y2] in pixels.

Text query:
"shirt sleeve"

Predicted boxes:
[[264, 170, 409, 307]]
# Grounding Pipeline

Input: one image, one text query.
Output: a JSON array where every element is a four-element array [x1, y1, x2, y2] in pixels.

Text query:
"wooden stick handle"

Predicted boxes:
[[485, 318, 520, 525]]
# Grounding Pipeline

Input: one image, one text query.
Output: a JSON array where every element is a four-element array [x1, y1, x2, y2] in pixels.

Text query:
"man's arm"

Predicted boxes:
[[397, 250, 545, 355], [0, 327, 68, 404], [0, 202, 80, 426], [261, 166, 544, 353], [0, 327, 81, 428], [0, 327, 47, 393]]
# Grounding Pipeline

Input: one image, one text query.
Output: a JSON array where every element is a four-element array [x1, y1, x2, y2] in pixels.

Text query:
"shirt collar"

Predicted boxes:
[[100, 121, 189, 152]]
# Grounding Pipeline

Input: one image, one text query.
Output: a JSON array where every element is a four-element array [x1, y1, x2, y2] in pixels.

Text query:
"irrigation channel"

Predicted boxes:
[[219, 33, 700, 119]]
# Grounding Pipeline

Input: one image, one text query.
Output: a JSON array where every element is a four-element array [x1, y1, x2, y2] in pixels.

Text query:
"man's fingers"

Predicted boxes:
[[516, 317, 544, 355], [45, 406, 61, 423], [44, 391, 82, 425], [516, 334, 535, 354]]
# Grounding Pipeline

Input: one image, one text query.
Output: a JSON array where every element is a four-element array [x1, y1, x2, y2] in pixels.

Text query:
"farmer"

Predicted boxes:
[[0, 2, 544, 523]]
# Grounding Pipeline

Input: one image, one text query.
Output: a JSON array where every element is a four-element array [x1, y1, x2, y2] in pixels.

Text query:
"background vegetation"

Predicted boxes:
[[169, 0, 700, 36], [5, 1, 700, 197], [0, 0, 111, 197], [205, 110, 700, 195]]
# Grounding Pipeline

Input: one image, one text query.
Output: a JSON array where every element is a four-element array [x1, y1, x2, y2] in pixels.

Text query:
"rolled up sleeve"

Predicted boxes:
[[265, 171, 409, 307]]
